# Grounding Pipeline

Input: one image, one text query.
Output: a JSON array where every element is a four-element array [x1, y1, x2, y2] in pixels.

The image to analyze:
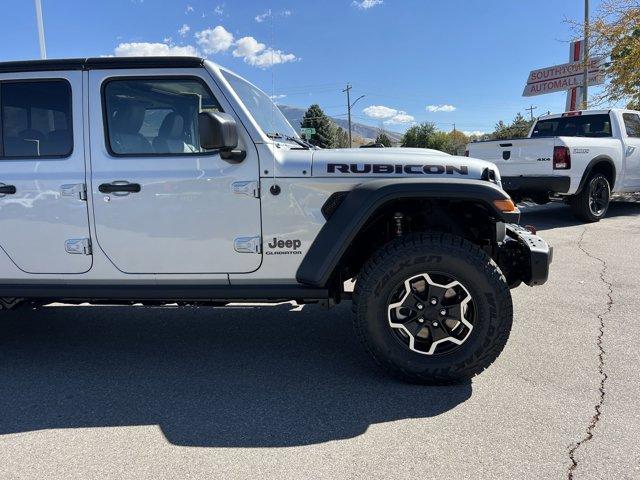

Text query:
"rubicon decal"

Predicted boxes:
[[266, 238, 303, 255], [327, 163, 469, 175]]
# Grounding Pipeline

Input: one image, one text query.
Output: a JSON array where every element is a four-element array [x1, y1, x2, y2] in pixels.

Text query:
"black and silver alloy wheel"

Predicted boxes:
[[353, 233, 513, 384], [387, 273, 475, 356], [571, 172, 611, 222], [588, 175, 610, 217]]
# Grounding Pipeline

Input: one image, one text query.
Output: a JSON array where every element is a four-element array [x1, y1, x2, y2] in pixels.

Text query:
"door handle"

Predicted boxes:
[[0, 184, 16, 195], [98, 182, 142, 194]]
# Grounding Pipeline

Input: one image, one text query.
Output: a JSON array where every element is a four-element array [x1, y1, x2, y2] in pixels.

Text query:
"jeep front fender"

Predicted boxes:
[[296, 178, 519, 287]]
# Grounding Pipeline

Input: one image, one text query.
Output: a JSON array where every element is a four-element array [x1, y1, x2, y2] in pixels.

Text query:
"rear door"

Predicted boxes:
[[88, 69, 262, 274], [0, 71, 91, 274]]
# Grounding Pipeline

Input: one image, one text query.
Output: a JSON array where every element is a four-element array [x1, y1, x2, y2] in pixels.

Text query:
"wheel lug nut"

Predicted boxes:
[[440, 309, 447, 316], [432, 321, 439, 327], [416, 304, 424, 310], [430, 298, 438, 305], [418, 317, 424, 323]]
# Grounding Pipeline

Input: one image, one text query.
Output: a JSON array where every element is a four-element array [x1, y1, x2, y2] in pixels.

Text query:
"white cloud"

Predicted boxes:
[[363, 105, 398, 119], [214, 4, 224, 15], [282, 9, 292, 16], [195, 25, 234, 54], [255, 10, 271, 22], [426, 104, 456, 112], [463, 130, 486, 137], [114, 42, 199, 57], [233, 36, 265, 57], [233, 36, 296, 68], [178, 24, 190, 37], [270, 94, 287, 100], [385, 112, 415, 124], [185, 4, 194, 13], [246, 48, 297, 68], [352, 0, 383, 9]]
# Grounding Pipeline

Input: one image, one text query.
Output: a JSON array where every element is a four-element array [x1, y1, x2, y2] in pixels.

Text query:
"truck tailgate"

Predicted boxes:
[[468, 138, 556, 177]]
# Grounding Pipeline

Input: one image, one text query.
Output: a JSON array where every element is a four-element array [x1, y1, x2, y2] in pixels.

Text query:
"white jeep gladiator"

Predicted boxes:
[[0, 57, 551, 384], [467, 109, 640, 222]]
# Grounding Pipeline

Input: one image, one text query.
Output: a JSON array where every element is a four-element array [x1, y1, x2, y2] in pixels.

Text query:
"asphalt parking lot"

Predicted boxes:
[[1, 198, 640, 480]]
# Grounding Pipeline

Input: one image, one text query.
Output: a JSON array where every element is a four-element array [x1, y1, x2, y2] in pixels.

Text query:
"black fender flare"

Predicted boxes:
[[576, 156, 617, 193], [296, 178, 519, 287]]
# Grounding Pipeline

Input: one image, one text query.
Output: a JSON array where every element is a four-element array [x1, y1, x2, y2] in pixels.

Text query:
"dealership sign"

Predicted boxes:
[[523, 55, 605, 97]]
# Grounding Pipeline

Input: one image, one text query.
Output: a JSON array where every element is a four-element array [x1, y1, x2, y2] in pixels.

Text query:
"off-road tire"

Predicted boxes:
[[0, 298, 22, 311], [352, 233, 513, 385], [571, 173, 611, 222]]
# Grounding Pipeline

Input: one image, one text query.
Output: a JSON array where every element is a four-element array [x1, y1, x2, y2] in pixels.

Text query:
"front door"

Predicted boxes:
[[622, 113, 640, 189], [0, 72, 91, 274], [88, 70, 262, 274]]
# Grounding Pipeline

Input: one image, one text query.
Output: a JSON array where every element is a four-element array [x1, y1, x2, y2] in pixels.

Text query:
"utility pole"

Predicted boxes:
[[582, 0, 590, 109], [525, 104, 538, 121], [34, 0, 47, 59], [343, 84, 352, 148], [343, 84, 365, 148]]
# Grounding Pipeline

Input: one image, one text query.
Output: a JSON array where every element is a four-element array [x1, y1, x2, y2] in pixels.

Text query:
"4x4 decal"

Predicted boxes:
[[327, 163, 469, 175]]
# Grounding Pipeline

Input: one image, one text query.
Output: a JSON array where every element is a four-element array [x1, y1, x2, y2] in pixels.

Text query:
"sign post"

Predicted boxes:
[[522, 44, 604, 110]]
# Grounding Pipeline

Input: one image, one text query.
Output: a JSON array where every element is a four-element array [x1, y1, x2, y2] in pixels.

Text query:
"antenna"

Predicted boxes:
[[34, 0, 47, 59]]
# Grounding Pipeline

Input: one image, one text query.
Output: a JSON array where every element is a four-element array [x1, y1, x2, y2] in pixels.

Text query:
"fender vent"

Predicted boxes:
[[321, 191, 348, 220]]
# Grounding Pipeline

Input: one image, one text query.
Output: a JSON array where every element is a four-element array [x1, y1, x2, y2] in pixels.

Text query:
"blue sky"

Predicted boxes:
[[0, 0, 605, 135]]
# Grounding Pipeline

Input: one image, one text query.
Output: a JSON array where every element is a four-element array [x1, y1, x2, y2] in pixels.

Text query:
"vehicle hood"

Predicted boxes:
[[311, 147, 500, 182]]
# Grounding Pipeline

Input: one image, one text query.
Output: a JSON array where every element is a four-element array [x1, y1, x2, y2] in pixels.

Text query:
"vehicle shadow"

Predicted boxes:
[[520, 195, 640, 230], [0, 303, 471, 448]]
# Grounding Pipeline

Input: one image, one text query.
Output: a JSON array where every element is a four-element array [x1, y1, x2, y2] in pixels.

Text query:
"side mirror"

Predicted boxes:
[[198, 111, 238, 151]]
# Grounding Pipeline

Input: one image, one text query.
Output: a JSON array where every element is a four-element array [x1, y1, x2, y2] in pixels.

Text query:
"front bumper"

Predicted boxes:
[[499, 224, 553, 287], [502, 175, 571, 195]]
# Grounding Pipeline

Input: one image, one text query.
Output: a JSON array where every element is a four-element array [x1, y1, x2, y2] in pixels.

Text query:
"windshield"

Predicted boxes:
[[531, 114, 612, 138], [221, 70, 298, 141]]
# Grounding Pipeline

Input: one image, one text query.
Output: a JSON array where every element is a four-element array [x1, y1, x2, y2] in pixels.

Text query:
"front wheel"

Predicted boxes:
[[352, 233, 513, 385], [571, 173, 611, 222]]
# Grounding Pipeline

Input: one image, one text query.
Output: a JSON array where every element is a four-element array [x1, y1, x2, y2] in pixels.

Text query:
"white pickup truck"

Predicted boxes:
[[467, 109, 640, 221]]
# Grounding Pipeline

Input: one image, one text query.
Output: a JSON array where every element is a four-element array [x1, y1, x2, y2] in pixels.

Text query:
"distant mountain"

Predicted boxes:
[[277, 105, 403, 143]]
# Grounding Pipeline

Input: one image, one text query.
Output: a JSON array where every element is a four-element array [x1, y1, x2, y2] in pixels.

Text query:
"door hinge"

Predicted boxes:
[[234, 236, 262, 254], [231, 181, 260, 198], [61, 183, 87, 201], [65, 238, 92, 255]]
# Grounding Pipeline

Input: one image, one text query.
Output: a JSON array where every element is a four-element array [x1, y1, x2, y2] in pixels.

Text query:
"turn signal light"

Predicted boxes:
[[493, 199, 519, 213]]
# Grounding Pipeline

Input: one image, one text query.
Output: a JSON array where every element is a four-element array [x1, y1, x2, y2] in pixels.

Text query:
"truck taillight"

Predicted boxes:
[[553, 146, 571, 170]]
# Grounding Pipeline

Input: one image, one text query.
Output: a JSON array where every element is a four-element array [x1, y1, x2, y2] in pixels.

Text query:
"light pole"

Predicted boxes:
[[34, 0, 47, 59], [343, 84, 365, 148], [582, 0, 589, 109]]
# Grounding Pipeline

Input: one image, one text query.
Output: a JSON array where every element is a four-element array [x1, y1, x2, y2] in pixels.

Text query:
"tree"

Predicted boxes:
[[490, 113, 535, 140], [401, 122, 437, 148], [375, 132, 392, 147], [300, 104, 337, 148], [335, 127, 350, 148], [578, 0, 640, 107], [401, 122, 453, 153], [447, 130, 469, 155]]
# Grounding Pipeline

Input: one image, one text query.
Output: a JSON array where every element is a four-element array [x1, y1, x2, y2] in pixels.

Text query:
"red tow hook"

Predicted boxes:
[[524, 225, 537, 235]]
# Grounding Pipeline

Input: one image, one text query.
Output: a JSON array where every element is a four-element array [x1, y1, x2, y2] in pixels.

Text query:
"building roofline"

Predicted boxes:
[[0, 56, 205, 73]]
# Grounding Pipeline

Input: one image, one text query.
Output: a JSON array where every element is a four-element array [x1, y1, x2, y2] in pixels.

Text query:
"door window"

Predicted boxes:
[[102, 78, 222, 156], [623, 113, 640, 138], [0, 80, 73, 158]]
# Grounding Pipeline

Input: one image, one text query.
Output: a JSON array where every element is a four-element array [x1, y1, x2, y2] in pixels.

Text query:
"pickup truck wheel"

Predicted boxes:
[[352, 233, 513, 385], [571, 173, 611, 222]]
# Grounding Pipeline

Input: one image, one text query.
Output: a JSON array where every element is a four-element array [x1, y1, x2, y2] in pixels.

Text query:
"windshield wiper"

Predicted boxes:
[[267, 132, 313, 149]]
